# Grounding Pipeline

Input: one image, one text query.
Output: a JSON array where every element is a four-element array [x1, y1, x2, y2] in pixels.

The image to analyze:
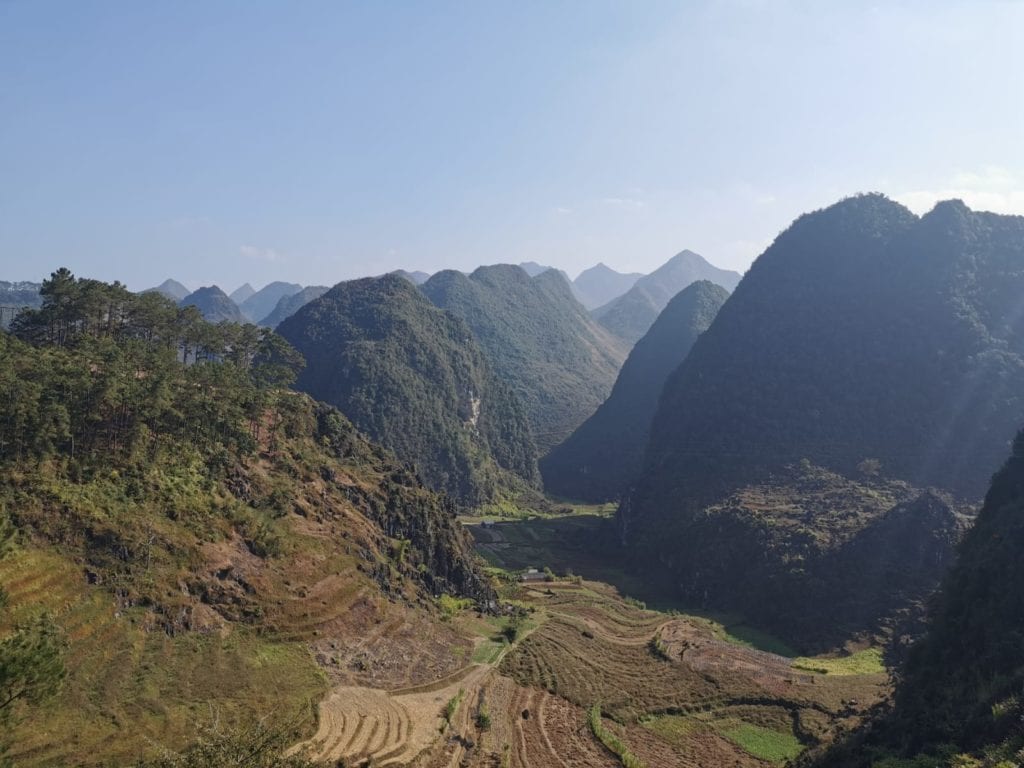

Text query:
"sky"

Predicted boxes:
[[1, 1, 1023, 292]]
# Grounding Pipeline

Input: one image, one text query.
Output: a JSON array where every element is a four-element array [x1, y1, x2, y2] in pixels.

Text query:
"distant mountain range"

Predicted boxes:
[[571, 263, 643, 310], [260, 285, 330, 328], [229, 283, 256, 304], [178, 285, 245, 323], [143, 278, 190, 302], [592, 250, 741, 345], [238, 282, 302, 323]]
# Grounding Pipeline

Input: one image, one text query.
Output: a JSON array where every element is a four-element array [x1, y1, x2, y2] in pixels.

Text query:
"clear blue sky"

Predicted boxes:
[[2, 1, 1022, 291]]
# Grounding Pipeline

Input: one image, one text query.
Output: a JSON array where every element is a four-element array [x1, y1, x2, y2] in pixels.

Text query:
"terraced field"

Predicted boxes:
[[499, 581, 889, 766]]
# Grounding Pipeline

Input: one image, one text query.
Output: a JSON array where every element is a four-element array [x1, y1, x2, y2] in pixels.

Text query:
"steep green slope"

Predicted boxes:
[[593, 249, 741, 345], [260, 285, 329, 327], [541, 280, 728, 501], [0, 271, 489, 765], [815, 432, 1024, 767], [279, 274, 539, 504], [421, 264, 627, 453], [179, 285, 245, 323]]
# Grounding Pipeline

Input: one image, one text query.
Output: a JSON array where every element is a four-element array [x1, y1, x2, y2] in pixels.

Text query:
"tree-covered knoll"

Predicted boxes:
[[421, 264, 627, 453], [279, 274, 540, 505], [814, 431, 1024, 767], [541, 280, 728, 501]]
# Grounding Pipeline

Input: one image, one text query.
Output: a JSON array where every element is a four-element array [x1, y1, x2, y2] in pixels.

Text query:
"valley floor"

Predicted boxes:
[[289, 510, 891, 768]]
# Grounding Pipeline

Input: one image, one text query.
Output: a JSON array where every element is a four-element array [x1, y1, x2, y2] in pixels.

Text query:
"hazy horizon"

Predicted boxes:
[[3, 1, 1022, 289]]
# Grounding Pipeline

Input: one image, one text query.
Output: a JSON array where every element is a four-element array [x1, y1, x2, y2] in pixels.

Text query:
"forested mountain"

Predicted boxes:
[[571, 262, 643, 310], [620, 195, 1024, 646], [541, 281, 728, 501], [421, 264, 628, 453], [260, 284, 329, 327], [816, 432, 1024, 767], [142, 278, 189, 301], [229, 282, 256, 304], [179, 285, 244, 323], [517, 261, 555, 277], [593, 249, 741, 344], [0, 270, 487, 765], [239, 281, 302, 323], [278, 274, 539, 504]]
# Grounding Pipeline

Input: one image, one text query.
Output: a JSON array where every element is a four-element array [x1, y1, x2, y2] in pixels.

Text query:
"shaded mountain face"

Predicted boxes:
[[229, 282, 256, 304], [593, 250, 741, 345], [260, 285, 329, 327], [620, 194, 1024, 645], [143, 278, 190, 301], [239, 281, 302, 323], [540, 281, 728, 501], [179, 285, 244, 323], [634, 195, 1024, 511], [421, 264, 628, 454], [572, 263, 643, 310], [278, 274, 539, 505], [817, 433, 1024, 767]]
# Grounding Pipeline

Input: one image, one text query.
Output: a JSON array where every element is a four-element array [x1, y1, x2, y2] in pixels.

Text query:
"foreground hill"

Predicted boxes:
[[541, 280, 728, 501], [619, 194, 1024, 647], [594, 249, 741, 344], [279, 274, 539, 504], [179, 284, 244, 323], [239, 281, 303, 323], [572, 262, 643, 309], [0, 271, 487, 765], [422, 265, 627, 453], [636, 195, 1024, 507], [260, 284, 329, 327], [815, 432, 1024, 767]]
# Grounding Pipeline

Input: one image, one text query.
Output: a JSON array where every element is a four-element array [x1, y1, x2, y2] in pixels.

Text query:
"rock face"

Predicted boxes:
[[593, 249, 741, 345], [278, 274, 539, 505], [179, 285, 244, 323], [540, 280, 728, 502], [421, 264, 627, 454]]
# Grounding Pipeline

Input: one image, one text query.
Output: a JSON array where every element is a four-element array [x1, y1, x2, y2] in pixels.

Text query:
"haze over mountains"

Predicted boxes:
[[593, 249, 741, 344]]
